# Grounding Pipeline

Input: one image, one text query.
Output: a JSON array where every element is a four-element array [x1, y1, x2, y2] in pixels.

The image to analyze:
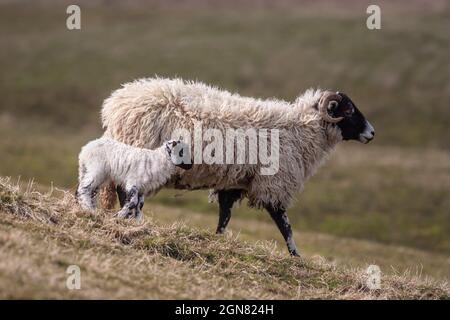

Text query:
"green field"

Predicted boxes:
[[0, 0, 449, 284]]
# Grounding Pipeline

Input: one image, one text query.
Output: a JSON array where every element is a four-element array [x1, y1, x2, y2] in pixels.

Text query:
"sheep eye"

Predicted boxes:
[[344, 105, 354, 116]]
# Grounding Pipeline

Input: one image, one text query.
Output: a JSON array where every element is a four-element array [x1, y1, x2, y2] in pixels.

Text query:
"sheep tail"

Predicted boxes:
[[99, 181, 117, 209]]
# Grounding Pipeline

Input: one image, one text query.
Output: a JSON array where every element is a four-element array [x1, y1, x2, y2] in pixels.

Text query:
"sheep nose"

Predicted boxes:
[[364, 121, 375, 139]]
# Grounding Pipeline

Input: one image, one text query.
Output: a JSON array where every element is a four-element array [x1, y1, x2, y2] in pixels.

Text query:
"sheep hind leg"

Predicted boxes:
[[77, 181, 99, 210], [265, 205, 300, 257], [216, 189, 242, 234]]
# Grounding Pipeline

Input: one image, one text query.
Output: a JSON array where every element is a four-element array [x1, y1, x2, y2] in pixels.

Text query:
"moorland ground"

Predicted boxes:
[[0, 0, 449, 293]]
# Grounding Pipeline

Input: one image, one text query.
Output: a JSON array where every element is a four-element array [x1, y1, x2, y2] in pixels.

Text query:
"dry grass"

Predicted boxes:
[[152, 203, 450, 281], [1, 0, 450, 253], [0, 177, 448, 299]]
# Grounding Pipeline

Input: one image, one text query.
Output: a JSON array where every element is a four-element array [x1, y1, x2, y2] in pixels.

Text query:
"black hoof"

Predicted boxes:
[[290, 250, 301, 257]]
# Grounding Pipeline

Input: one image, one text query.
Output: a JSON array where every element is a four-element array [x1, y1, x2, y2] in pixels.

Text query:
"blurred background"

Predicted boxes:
[[0, 0, 449, 278]]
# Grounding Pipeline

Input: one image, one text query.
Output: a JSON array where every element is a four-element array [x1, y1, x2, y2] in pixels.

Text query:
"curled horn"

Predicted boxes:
[[318, 91, 344, 123]]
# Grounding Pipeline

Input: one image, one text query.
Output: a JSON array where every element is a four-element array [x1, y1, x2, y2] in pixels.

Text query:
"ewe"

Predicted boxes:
[[100, 78, 374, 255]]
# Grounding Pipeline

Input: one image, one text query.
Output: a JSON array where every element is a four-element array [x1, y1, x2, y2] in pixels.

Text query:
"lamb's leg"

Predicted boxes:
[[117, 185, 127, 208], [134, 194, 145, 222], [265, 205, 300, 257], [216, 189, 242, 234], [77, 165, 103, 210], [117, 186, 139, 219], [77, 179, 97, 210]]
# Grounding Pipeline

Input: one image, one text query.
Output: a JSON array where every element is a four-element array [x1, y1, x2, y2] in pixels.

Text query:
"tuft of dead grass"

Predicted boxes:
[[0, 176, 448, 299]]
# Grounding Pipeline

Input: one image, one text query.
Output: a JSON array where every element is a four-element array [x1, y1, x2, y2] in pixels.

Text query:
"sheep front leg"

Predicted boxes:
[[216, 189, 242, 234], [265, 205, 300, 257], [117, 186, 139, 219], [134, 194, 145, 222], [117, 185, 127, 208]]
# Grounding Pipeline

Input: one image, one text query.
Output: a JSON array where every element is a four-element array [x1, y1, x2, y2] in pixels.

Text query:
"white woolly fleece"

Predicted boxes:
[[101, 77, 343, 209], [78, 137, 176, 201]]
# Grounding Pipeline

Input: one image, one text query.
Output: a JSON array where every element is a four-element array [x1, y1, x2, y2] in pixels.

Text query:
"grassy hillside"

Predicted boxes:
[[0, 177, 448, 299], [0, 0, 449, 279]]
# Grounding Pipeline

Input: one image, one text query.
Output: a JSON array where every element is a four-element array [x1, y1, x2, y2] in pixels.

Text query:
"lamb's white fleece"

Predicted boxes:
[[77, 137, 178, 210]]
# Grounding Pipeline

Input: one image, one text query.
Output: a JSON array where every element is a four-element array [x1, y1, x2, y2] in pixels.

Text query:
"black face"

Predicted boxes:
[[330, 92, 375, 143]]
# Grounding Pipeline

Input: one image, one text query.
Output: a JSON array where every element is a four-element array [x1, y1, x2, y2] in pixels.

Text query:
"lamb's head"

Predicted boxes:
[[318, 91, 375, 144], [165, 140, 193, 170]]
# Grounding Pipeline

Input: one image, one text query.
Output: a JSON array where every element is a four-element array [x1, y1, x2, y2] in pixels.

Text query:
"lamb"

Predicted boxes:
[[99, 77, 375, 255], [76, 137, 192, 220]]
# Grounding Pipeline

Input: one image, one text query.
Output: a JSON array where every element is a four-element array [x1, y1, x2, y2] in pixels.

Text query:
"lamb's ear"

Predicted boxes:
[[165, 143, 172, 155]]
